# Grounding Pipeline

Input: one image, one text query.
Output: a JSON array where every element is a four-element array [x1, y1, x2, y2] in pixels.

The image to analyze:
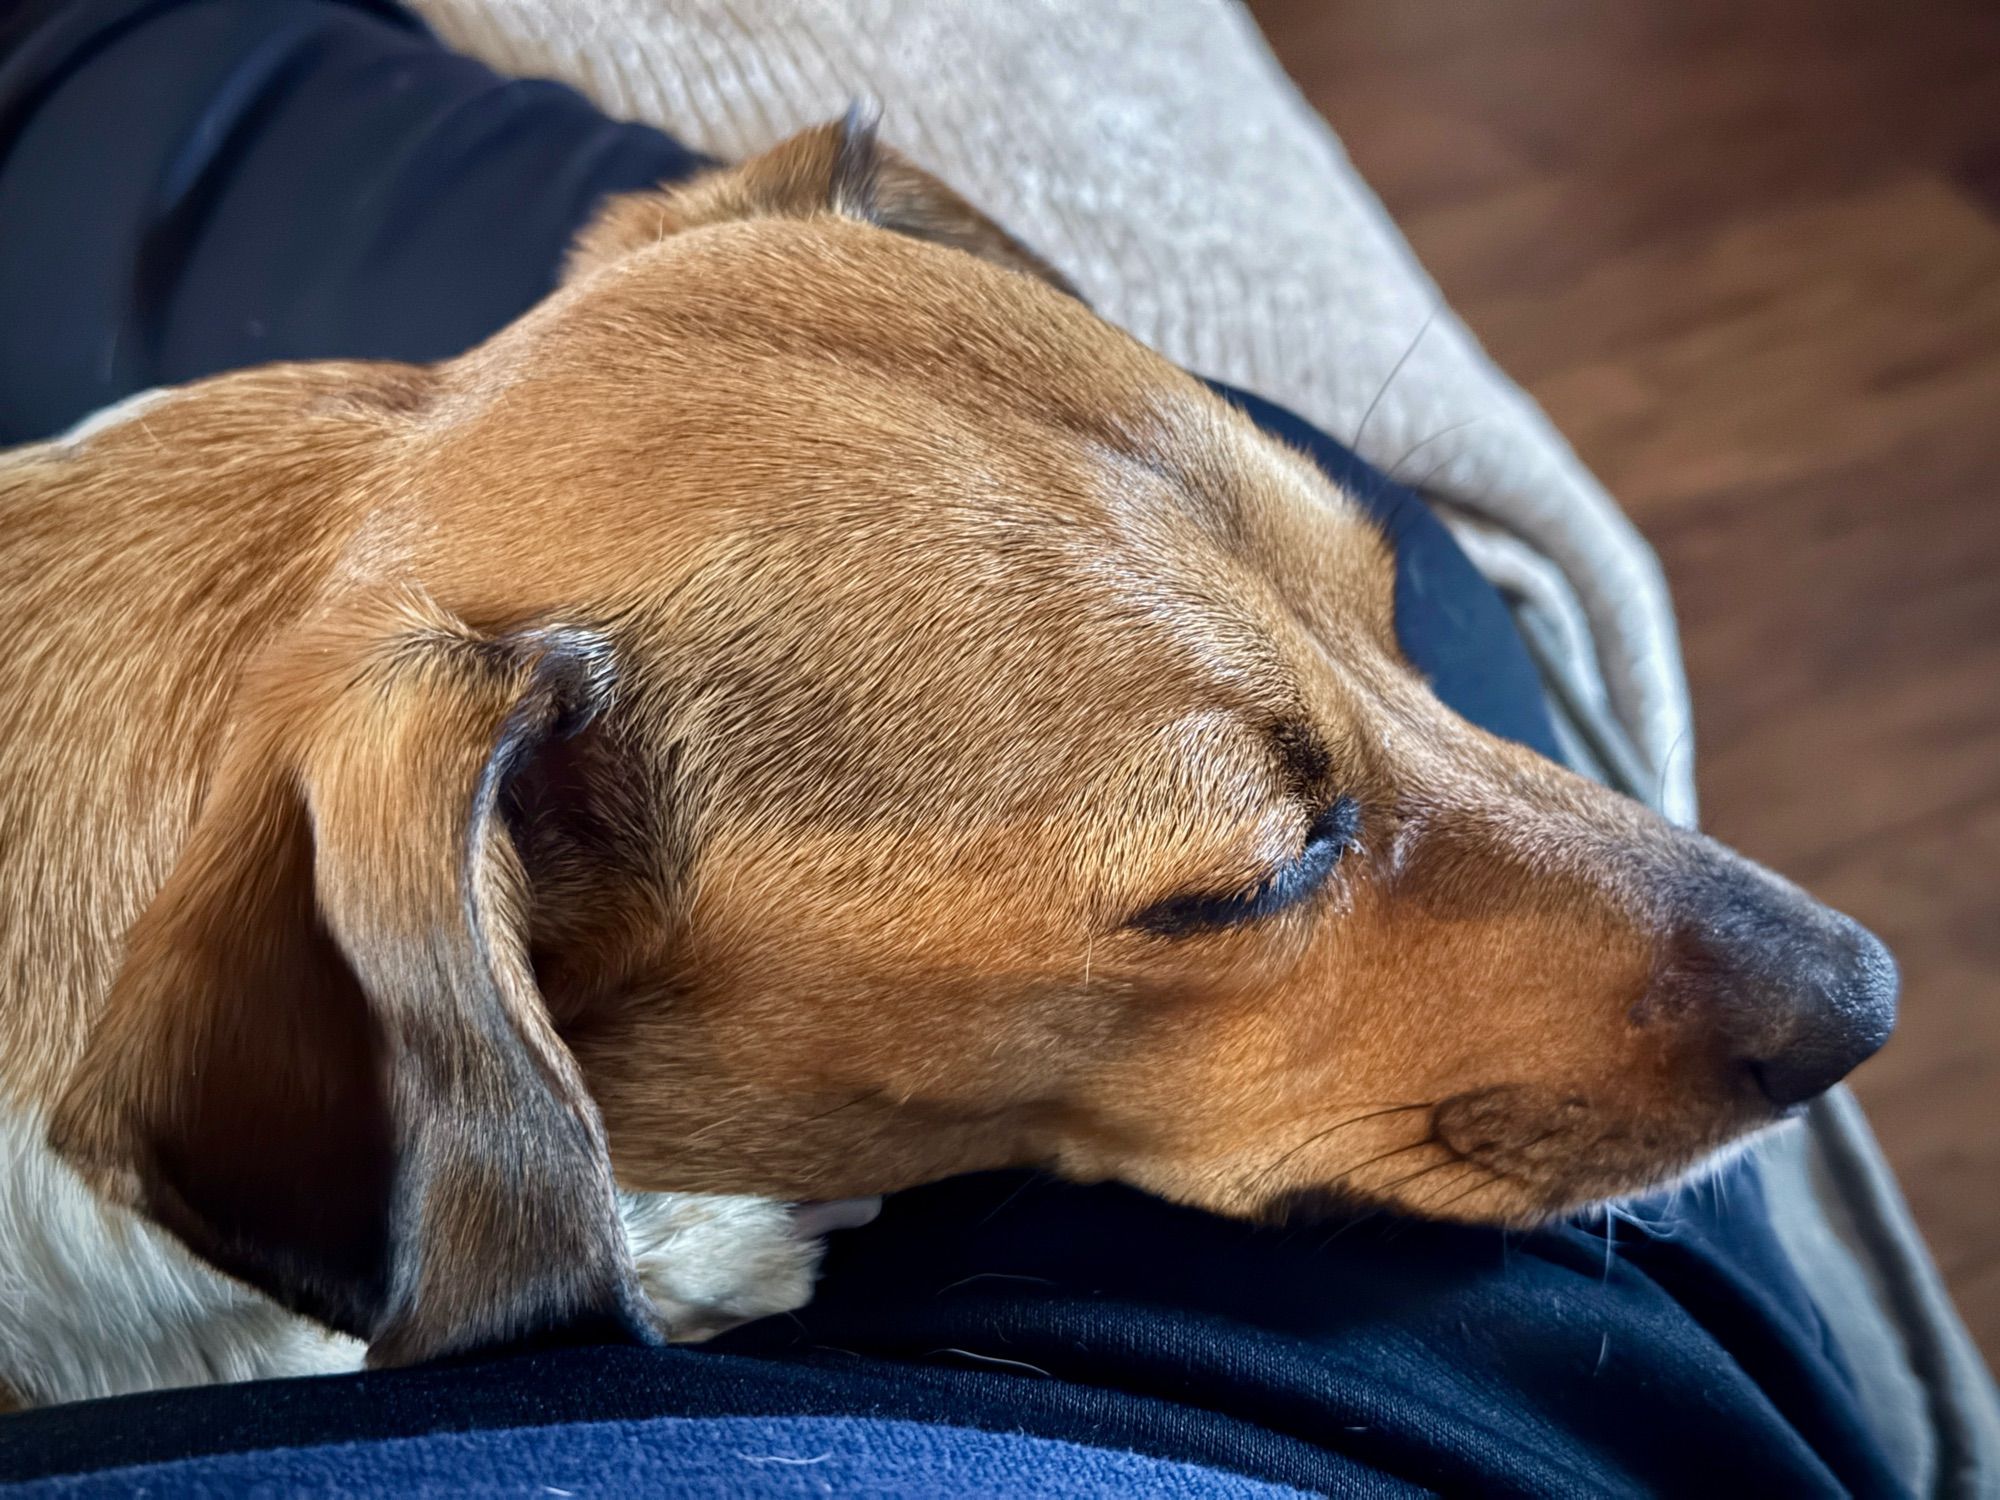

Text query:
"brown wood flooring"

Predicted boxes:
[[1244, 0, 2000, 1366]]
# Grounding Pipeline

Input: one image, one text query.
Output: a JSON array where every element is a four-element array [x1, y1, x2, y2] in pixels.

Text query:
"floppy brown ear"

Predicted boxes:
[[565, 108, 1080, 297], [49, 594, 657, 1366]]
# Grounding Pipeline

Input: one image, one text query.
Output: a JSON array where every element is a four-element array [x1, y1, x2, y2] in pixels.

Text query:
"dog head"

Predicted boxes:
[[49, 117, 1894, 1364]]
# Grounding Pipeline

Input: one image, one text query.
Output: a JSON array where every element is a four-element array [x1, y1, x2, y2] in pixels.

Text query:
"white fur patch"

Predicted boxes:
[[0, 1105, 835, 1405], [619, 1190, 828, 1343], [0, 1107, 361, 1406]]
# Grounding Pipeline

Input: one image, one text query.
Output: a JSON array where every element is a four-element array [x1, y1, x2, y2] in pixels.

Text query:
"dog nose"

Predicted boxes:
[[1658, 862, 1899, 1108], [1737, 912, 1898, 1105]]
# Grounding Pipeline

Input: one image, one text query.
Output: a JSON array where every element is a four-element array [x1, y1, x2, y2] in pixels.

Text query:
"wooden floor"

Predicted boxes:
[[1245, 0, 2000, 1365]]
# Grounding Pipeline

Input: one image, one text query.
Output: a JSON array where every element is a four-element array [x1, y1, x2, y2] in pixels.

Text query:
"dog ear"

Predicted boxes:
[[566, 108, 1080, 297], [48, 593, 658, 1366]]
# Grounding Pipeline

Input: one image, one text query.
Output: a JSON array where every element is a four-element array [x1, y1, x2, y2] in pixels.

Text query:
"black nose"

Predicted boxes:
[[1662, 862, 1899, 1108], [1739, 912, 1899, 1105]]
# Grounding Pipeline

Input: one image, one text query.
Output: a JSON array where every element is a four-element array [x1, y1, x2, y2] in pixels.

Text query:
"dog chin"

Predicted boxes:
[[1595, 1115, 1797, 1212], [1534, 1115, 1801, 1233], [1268, 1114, 1796, 1234]]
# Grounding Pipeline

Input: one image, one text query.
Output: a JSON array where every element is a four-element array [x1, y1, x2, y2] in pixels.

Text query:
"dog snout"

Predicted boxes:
[[1655, 862, 1899, 1109]]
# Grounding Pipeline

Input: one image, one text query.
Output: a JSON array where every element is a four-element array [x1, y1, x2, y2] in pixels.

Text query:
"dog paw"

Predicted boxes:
[[617, 1191, 877, 1342]]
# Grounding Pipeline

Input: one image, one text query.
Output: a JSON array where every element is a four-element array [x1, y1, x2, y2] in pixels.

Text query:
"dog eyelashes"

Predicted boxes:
[[1130, 797, 1360, 937]]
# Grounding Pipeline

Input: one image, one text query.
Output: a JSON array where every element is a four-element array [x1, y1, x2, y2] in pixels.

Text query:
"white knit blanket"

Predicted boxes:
[[410, 0, 1696, 823]]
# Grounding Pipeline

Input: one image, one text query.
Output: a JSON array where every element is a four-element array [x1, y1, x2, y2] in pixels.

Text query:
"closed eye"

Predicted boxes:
[[1130, 798, 1360, 937]]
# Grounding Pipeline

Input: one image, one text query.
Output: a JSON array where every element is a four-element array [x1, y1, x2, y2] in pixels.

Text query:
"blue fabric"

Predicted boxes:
[[0, 2, 1904, 1496], [4, 1415, 1314, 1498], [0, 0, 709, 445]]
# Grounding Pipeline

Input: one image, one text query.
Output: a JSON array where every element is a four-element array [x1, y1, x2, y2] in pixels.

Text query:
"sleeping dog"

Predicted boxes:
[[0, 119, 1896, 1407]]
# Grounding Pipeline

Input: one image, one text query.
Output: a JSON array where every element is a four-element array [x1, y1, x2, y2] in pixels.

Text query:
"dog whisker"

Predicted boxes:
[[1403, 446, 1478, 499], [1241, 1100, 1433, 1200], [1350, 304, 1441, 459], [1604, 1199, 1668, 1244], [1383, 417, 1485, 487], [1420, 1162, 1503, 1217], [1653, 726, 1694, 814], [1289, 1134, 1452, 1219], [1373, 1151, 1464, 1199], [974, 1173, 1045, 1227]]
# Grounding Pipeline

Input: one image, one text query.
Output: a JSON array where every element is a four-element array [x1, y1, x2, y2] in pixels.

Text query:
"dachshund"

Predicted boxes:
[[0, 118, 1895, 1407]]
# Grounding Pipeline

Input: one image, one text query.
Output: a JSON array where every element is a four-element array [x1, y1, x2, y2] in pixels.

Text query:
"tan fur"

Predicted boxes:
[[1, 120, 1888, 1383]]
